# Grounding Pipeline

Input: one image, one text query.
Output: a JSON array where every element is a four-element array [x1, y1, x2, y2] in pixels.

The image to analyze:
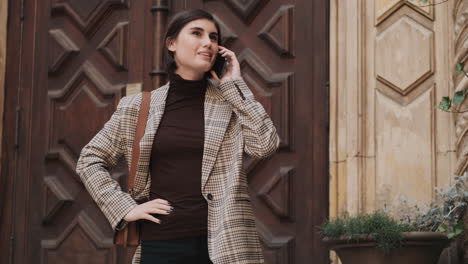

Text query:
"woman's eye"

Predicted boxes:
[[192, 31, 201, 36]]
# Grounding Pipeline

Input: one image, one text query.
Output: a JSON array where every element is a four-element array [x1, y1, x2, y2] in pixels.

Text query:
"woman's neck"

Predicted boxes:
[[174, 69, 204, 81]]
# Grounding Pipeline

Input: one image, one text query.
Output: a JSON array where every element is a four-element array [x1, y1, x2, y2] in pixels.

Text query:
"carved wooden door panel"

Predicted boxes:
[[10, 0, 147, 263], [2, 0, 328, 263]]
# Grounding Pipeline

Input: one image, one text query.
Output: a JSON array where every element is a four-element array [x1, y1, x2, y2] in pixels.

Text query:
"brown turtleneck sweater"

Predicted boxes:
[[140, 73, 208, 241]]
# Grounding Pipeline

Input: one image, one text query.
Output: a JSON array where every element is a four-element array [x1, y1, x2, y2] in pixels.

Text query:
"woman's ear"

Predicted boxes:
[[166, 38, 176, 52]]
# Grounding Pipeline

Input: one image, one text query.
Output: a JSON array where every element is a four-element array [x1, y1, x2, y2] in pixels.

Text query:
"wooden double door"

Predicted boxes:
[[1, 0, 329, 263]]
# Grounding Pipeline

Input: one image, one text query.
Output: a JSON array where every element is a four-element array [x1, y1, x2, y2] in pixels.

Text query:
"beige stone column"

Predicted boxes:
[[330, 1, 456, 262], [330, 0, 456, 234]]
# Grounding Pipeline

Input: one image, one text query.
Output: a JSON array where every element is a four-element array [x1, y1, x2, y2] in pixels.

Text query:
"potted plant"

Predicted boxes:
[[320, 172, 468, 264]]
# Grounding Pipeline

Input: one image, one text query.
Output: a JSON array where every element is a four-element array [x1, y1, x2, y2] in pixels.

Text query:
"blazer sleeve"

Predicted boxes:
[[218, 77, 280, 159], [75, 96, 138, 231]]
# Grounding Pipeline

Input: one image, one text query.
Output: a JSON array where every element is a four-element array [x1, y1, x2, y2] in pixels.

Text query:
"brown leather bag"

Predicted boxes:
[[114, 91, 151, 247]]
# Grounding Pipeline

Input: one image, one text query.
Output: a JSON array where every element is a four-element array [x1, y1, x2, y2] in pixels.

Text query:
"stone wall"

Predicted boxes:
[[330, 0, 457, 262], [330, 0, 455, 220]]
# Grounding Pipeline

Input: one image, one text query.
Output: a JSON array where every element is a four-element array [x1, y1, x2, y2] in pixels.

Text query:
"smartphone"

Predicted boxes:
[[212, 54, 227, 78]]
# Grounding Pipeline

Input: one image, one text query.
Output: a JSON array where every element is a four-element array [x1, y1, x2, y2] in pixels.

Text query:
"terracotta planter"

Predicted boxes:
[[323, 232, 450, 264]]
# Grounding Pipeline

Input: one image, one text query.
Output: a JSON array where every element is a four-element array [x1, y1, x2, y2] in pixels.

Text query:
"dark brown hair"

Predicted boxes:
[[163, 9, 222, 76]]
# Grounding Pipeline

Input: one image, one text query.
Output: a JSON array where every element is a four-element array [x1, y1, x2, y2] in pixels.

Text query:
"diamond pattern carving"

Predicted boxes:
[[212, 15, 238, 46], [376, 15, 433, 97], [257, 221, 295, 264], [46, 147, 80, 183], [41, 212, 114, 263], [51, 0, 129, 35], [237, 48, 293, 150], [259, 166, 294, 219], [43, 177, 74, 224], [48, 61, 122, 99], [98, 21, 129, 71], [49, 29, 79, 74], [376, 0, 433, 25], [48, 61, 124, 158], [258, 5, 294, 56], [225, 0, 270, 24]]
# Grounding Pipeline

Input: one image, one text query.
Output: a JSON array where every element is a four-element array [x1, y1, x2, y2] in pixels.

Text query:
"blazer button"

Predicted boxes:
[[207, 193, 213, 200]]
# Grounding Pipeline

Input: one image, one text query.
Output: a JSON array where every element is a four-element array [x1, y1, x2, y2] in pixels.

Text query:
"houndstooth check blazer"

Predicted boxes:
[[75, 77, 280, 264]]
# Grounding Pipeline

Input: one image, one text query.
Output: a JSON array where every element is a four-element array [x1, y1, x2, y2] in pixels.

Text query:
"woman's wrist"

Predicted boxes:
[[220, 75, 242, 84]]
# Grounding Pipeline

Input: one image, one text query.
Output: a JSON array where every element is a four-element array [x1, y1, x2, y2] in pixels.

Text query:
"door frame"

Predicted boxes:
[[1, 0, 38, 263]]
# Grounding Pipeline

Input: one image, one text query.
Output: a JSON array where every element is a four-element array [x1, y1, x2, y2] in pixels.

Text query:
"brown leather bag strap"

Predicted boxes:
[[128, 91, 151, 192]]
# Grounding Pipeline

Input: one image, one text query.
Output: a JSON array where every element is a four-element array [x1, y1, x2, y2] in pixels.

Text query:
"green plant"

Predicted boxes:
[[321, 172, 468, 253], [406, 172, 468, 238], [320, 211, 415, 254], [438, 62, 468, 112]]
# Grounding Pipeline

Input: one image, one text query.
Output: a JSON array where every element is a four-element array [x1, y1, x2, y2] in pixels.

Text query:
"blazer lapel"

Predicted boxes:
[[133, 83, 169, 194], [131, 79, 232, 194], [202, 79, 233, 190]]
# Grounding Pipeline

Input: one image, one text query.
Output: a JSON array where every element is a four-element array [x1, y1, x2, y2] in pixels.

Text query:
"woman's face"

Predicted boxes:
[[167, 18, 219, 80]]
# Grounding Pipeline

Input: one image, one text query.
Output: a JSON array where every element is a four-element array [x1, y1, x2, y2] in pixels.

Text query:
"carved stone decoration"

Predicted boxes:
[[98, 21, 129, 71], [48, 29, 80, 74], [455, 112, 468, 174], [256, 221, 295, 264], [258, 5, 294, 57], [51, 0, 129, 36], [454, 1, 468, 59], [237, 48, 293, 150], [258, 166, 294, 220], [41, 212, 115, 263], [212, 15, 238, 47], [376, 0, 433, 25], [223, 0, 270, 24], [376, 14, 434, 104], [43, 177, 73, 224], [454, 1, 468, 175]]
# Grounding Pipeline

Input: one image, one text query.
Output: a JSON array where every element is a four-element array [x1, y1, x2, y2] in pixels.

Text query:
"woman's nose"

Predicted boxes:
[[201, 35, 212, 46]]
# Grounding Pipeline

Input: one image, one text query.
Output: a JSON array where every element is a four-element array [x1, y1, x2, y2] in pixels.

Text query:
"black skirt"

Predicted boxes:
[[141, 235, 213, 264]]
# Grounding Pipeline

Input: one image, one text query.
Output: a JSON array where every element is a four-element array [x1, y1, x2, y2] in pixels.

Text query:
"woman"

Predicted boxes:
[[76, 9, 279, 264]]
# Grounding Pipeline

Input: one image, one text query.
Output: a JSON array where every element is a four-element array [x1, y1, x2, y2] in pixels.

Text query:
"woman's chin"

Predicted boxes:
[[198, 64, 213, 73], [197, 59, 214, 68]]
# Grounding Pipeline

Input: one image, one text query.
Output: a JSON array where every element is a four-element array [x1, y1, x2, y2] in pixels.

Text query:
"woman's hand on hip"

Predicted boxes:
[[123, 198, 173, 224], [210, 46, 241, 82]]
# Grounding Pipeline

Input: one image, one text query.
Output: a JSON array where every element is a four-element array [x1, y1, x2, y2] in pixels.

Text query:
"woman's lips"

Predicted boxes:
[[198, 53, 212, 61]]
